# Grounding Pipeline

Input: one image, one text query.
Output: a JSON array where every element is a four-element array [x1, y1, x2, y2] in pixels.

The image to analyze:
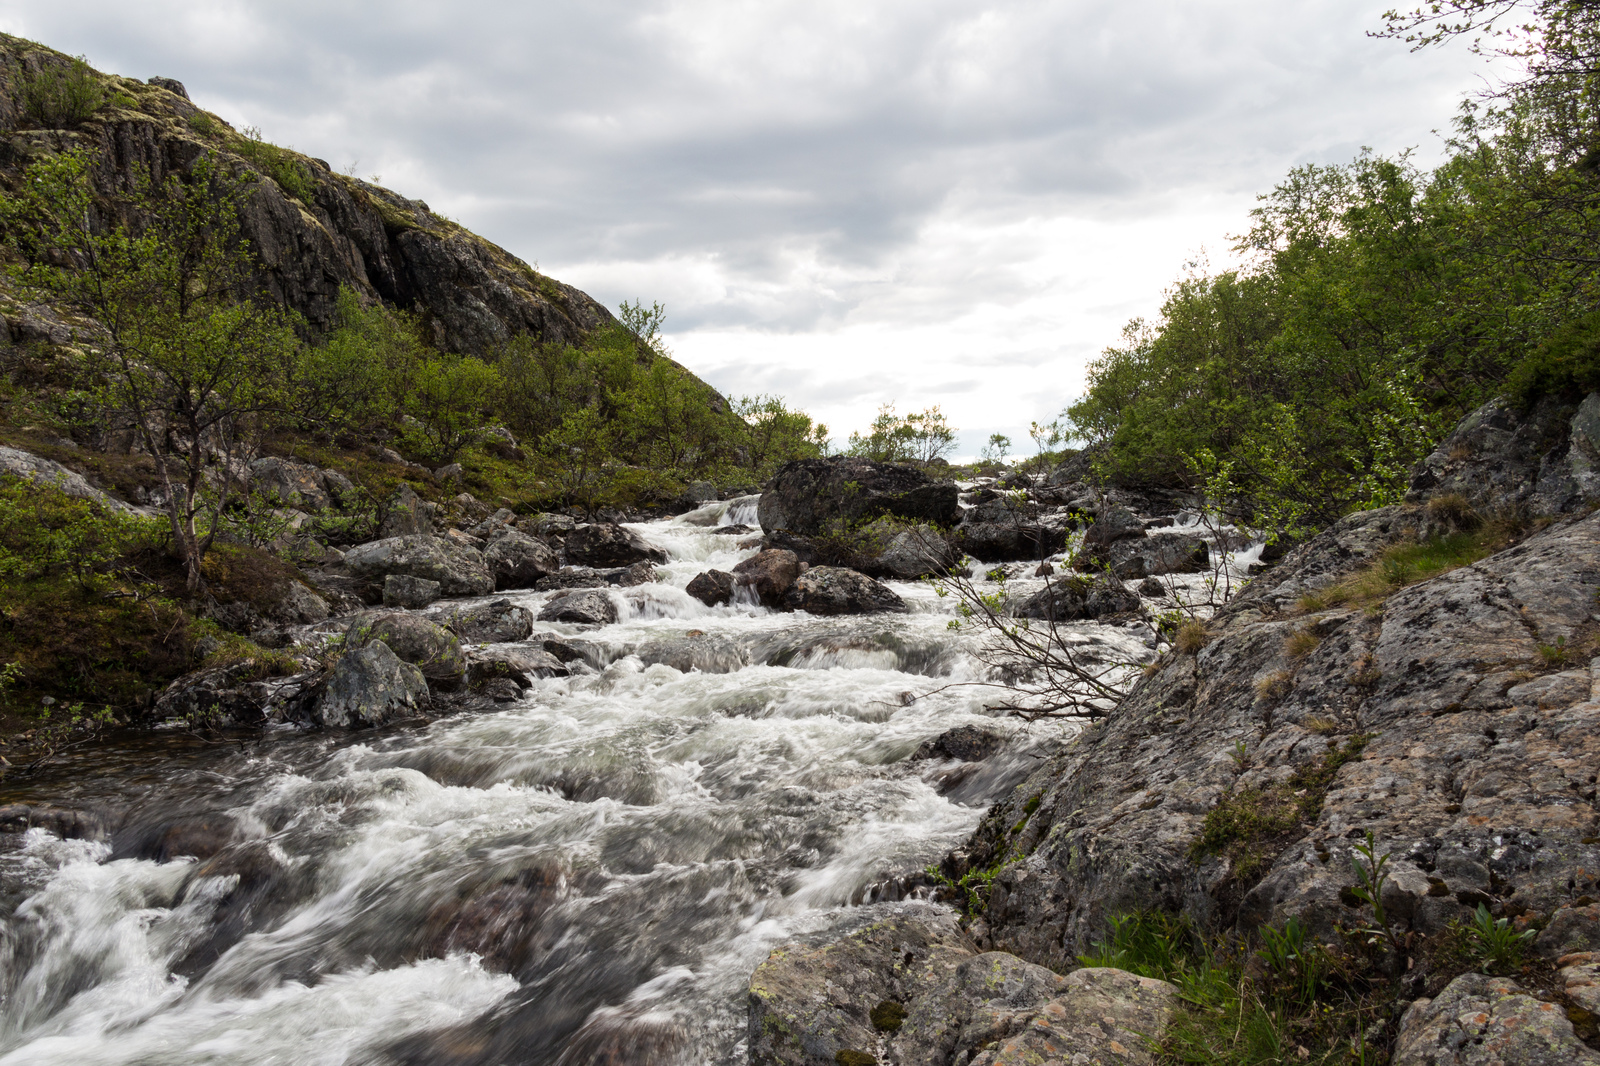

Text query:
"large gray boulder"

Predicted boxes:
[[1014, 573, 1140, 623], [378, 484, 436, 538], [347, 612, 466, 688], [465, 645, 568, 687], [954, 520, 1068, 563], [317, 640, 428, 728], [0, 445, 142, 513], [564, 523, 666, 567], [438, 598, 534, 644], [537, 590, 618, 625], [959, 506, 1600, 970], [636, 632, 748, 673], [748, 909, 1176, 1066], [1080, 531, 1209, 581], [483, 528, 558, 589], [733, 549, 802, 607], [1408, 392, 1600, 516], [382, 573, 440, 609], [872, 525, 957, 579], [341, 534, 493, 598], [783, 566, 907, 615], [758, 456, 960, 535], [1393, 972, 1600, 1066], [248, 456, 332, 511]]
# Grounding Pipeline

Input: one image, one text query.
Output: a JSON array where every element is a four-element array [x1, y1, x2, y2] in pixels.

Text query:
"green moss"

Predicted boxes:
[[1189, 734, 1373, 882], [835, 1052, 877, 1066], [869, 1000, 906, 1032]]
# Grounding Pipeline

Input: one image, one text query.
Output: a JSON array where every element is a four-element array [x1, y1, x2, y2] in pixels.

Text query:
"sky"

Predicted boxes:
[[0, 1, 1496, 459]]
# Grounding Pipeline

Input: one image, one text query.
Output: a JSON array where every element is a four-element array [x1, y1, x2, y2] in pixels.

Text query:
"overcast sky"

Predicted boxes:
[[2, 1, 1493, 458]]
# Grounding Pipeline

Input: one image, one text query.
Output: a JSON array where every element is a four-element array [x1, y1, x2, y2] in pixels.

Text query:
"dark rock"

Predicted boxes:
[[912, 725, 1004, 762], [783, 566, 908, 615], [536, 590, 618, 625], [1081, 504, 1146, 550], [348, 612, 466, 687], [757, 456, 960, 535], [466, 646, 568, 687], [147, 76, 189, 99], [1015, 573, 1141, 623], [248, 456, 332, 511], [1393, 972, 1600, 1065], [686, 569, 736, 607], [342, 534, 494, 598], [613, 560, 657, 586], [1535, 902, 1600, 959], [954, 520, 1068, 563], [484, 528, 558, 589], [733, 549, 802, 607], [439, 598, 534, 644], [1138, 576, 1166, 597], [378, 484, 436, 538], [564, 523, 666, 567], [0, 804, 110, 841], [154, 662, 316, 727], [317, 641, 428, 728], [382, 573, 440, 609], [533, 569, 611, 591], [1084, 531, 1209, 580], [636, 632, 748, 673], [1407, 392, 1600, 516]]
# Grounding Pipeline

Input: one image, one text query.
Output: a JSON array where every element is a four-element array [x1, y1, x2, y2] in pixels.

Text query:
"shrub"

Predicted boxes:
[[1506, 309, 1600, 409], [235, 126, 317, 204], [20, 54, 105, 128], [0, 475, 160, 589]]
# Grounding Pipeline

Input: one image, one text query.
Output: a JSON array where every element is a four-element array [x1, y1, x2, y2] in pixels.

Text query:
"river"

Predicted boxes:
[[0, 496, 1158, 1065]]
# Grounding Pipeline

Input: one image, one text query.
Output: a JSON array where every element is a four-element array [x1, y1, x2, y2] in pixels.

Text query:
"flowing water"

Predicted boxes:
[[0, 496, 1163, 1065]]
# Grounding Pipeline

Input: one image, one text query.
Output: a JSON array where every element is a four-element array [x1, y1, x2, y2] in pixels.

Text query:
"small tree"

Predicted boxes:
[[20, 54, 106, 129], [403, 354, 501, 463], [1, 149, 302, 591], [733, 393, 829, 475], [980, 433, 1012, 465], [1027, 418, 1064, 473]]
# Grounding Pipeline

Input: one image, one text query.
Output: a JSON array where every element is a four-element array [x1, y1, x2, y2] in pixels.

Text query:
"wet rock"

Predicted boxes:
[[1082, 504, 1146, 550], [466, 645, 568, 687], [342, 534, 494, 598], [249, 456, 331, 511], [1393, 972, 1600, 1065], [564, 522, 666, 567], [613, 560, 657, 586], [758, 456, 960, 535], [636, 632, 748, 673], [317, 640, 428, 728], [913, 725, 1004, 762], [0, 804, 111, 841], [484, 527, 558, 589], [348, 612, 466, 687], [873, 526, 956, 579], [784, 566, 907, 615], [1014, 573, 1141, 623], [383, 573, 441, 609], [954, 520, 1067, 563], [687, 569, 736, 606], [1138, 576, 1166, 597], [425, 864, 568, 973], [734, 549, 802, 607], [537, 589, 618, 625], [1407, 392, 1600, 516], [1536, 902, 1600, 958], [154, 661, 315, 726], [437, 598, 534, 644]]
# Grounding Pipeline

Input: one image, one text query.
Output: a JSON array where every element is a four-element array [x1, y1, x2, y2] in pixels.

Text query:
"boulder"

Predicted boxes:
[[521, 512, 578, 537], [348, 612, 466, 688], [537, 590, 618, 626], [438, 598, 534, 644], [564, 523, 667, 567], [912, 725, 1004, 762], [470, 507, 518, 539], [378, 484, 435, 538], [685, 480, 717, 504], [873, 526, 957, 578], [1082, 531, 1209, 580], [1081, 504, 1146, 550], [686, 569, 736, 607], [1407, 392, 1600, 516], [1393, 973, 1600, 1066], [248, 456, 331, 511], [321, 469, 356, 503], [733, 549, 802, 607], [1535, 901, 1600, 959], [954, 521, 1068, 563], [382, 574, 441, 609], [636, 632, 748, 674], [317, 641, 428, 728], [341, 534, 494, 598], [757, 456, 960, 535], [0, 444, 141, 514], [466, 645, 568, 687], [783, 566, 908, 615], [748, 909, 1177, 1066], [484, 528, 559, 589], [959, 506, 1600, 971], [154, 662, 316, 727], [1014, 573, 1141, 623]]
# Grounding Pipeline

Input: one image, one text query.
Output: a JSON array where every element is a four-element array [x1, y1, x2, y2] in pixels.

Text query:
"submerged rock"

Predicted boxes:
[[783, 566, 907, 615], [636, 632, 748, 674], [912, 725, 1004, 762], [465, 645, 568, 687]]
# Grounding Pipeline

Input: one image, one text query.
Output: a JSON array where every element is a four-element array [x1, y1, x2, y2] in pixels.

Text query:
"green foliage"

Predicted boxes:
[[733, 394, 829, 475], [1506, 309, 1600, 408], [979, 433, 1012, 465], [0, 476, 160, 589], [235, 125, 316, 204], [187, 111, 218, 137], [847, 403, 957, 464], [402, 354, 501, 463], [868, 1000, 906, 1032], [1462, 903, 1535, 973], [19, 54, 105, 128]]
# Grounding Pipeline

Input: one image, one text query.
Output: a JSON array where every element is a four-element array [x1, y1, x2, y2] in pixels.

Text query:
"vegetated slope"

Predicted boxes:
[[0, 36, 693, 374]]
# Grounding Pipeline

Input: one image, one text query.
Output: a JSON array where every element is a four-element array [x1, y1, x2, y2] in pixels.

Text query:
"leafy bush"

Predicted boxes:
[[20, 54, 105, 128], [847, 402, 957, 464], [235, 126, 317, 204], [0, 475, 160, 589], [1505, 310, 1600, 409]]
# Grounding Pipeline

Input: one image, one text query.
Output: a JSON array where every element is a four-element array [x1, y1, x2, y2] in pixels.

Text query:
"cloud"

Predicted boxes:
[[0, 0, 1497, 447]]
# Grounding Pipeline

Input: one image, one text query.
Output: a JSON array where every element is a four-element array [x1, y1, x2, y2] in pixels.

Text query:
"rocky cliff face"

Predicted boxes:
[[0, 40, 612, 357]]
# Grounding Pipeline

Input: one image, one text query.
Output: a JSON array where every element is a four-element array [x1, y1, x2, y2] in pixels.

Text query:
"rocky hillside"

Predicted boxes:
[[0, 37, 640, 360]]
